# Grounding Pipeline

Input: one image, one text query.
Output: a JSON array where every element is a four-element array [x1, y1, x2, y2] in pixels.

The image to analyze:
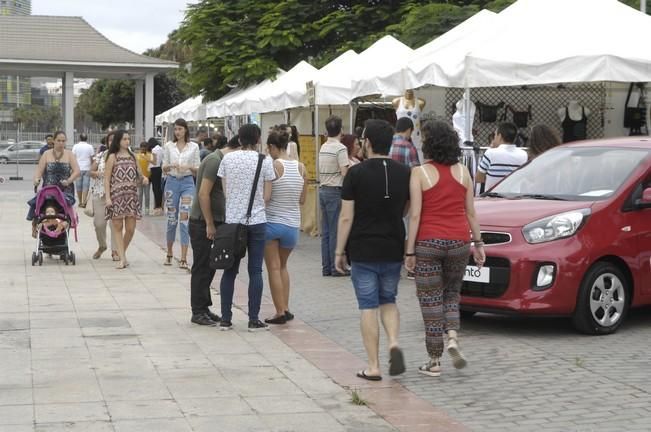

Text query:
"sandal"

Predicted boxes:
[[356, 370, 382, 381], [116, 261, 128, 270], [179, 260, 190, 270], [418, 358, 441, 377], [164, 255, 173, 266], [111, 251, 120, 262], [93, 247, 107, 260], [389, 347, 406, 376]]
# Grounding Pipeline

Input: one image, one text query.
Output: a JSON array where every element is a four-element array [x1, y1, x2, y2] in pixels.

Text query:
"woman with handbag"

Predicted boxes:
[[216, 124, 276, 331], [88, 131, 118, 260]]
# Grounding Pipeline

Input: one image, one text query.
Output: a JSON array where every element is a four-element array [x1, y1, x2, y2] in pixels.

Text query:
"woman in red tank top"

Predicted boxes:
[[404, 120, 485, 378]]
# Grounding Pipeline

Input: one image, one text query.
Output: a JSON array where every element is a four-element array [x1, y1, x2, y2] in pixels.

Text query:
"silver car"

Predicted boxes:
[[0, 141, 44, 164]]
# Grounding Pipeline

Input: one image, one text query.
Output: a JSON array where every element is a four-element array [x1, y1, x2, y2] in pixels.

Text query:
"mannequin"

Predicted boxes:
[[393, 89, 426, 158], [452, 99, 476, 145], [558, 100, 590, 143]]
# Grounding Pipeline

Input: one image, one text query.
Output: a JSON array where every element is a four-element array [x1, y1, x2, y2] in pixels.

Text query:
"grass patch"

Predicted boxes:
[[350, 388, 368, 406]]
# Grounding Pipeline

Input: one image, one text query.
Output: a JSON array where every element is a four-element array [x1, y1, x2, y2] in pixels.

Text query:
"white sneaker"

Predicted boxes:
[[447, 333, 467, 369], [418, 357, 441, 377]]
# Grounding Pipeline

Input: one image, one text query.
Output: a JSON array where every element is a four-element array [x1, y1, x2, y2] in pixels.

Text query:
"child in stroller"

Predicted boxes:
[[31, 185, 77, 266]]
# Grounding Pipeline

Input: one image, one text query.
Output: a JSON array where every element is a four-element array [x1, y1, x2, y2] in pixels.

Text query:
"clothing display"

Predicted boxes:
[[395, 96, 423, 150], [561, 106, 588, 143], [452, 99, 476, 144], [503, 105, 532, 128], [476, 101, 505, 123]]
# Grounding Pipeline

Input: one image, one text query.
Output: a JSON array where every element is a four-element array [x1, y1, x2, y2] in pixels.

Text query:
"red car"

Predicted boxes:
[[461, 138, 651, 334]]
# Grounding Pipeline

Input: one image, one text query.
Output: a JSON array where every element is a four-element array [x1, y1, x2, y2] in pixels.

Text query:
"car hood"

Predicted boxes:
[[475, 198, 594, 228]]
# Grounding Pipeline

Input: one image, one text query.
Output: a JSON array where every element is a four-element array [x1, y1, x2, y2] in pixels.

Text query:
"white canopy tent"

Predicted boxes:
[[465, 0, 651, 87], [155, 94, 204, 125], [350, 35, 414, 98], [313, 50, 360, 105], [251, 60, 318, 113]]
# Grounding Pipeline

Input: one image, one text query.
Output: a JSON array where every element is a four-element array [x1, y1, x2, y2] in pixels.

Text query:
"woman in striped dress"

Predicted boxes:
[[263, 129, 307, 324]]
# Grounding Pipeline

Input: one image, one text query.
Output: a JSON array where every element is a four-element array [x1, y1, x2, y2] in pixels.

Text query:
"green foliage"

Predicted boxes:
[[77, 80, 134, 129], [13, 105, 62, 131]]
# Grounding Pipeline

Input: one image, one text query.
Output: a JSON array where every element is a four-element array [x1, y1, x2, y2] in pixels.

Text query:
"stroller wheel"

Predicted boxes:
[[63, 253, 69, 265], [38, 252, 43, 266], [31, 252, 37, 266], [70, 252, 76, 266]]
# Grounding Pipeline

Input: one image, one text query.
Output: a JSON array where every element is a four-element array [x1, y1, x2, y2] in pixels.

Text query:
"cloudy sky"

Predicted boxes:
[[32, 0, 199, 54]]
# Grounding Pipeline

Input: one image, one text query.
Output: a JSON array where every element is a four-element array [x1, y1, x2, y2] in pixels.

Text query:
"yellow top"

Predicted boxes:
[[136, 151, 152, 178]]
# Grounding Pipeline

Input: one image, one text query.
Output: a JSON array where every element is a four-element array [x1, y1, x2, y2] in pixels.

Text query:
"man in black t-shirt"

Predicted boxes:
[[335, 119, 410, 381]]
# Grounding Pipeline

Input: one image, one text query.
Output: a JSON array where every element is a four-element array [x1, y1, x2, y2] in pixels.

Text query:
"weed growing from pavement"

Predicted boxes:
[[575, 356, 585, 368], [350, 388, 368, 406]]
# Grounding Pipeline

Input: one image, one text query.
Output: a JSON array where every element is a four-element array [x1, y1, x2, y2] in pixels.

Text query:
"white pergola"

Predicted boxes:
[[0, 15, 178, 142]]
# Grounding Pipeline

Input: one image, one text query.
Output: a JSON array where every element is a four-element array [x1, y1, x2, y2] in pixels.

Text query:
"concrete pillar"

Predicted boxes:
[[144, 73, 155, 140], [63, 72, 74, 145], [134, 79, 144, 145]]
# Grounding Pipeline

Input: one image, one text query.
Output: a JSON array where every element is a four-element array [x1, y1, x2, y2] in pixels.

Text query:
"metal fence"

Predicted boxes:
[[1, 130, 116, 146]]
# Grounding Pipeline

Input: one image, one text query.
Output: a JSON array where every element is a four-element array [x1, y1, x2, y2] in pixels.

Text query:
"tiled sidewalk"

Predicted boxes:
[[0, 189, 415, 432]]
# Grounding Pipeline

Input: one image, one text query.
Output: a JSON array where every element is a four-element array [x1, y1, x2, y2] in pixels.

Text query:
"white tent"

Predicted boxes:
[[252, 60, 318, 113], [205, 87, 247, 119], [465, 0, 651, 87], [155, 95, 204, 125], [313, 49, 360, 105], [350, 35, 414, 98]]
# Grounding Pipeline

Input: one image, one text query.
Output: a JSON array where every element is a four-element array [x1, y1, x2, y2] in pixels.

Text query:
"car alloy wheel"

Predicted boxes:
[[573, 262, 629, 335]]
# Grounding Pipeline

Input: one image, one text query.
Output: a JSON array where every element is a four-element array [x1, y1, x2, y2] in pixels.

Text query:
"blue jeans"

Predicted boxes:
[[164, 176, 195, 246], [319, 186, 341, 275], [220, 223, 266, 322], [351, 261, 402, 309]]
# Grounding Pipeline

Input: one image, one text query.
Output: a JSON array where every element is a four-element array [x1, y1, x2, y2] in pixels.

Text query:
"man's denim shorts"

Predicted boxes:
[[75, 170, 91, 192], [351, 261, 402, 310], [265, 222, 299, 249]]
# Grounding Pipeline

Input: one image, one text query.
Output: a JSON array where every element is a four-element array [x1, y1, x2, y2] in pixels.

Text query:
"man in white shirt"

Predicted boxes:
[[476, 122, 528, 191], [318, 116, 350, 277], [72, 133, 95, 208]]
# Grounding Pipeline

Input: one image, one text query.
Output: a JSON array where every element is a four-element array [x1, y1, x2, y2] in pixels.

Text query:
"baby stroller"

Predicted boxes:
[[31, 185, 78, 266]]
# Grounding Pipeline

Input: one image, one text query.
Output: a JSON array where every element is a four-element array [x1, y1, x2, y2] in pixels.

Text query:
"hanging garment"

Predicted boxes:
[[395, 96, 422, 151], [452, 100, 476, 144], [503, 105, 532, 128], [476, 101, 505, 123], [562, 106, 588, 143]]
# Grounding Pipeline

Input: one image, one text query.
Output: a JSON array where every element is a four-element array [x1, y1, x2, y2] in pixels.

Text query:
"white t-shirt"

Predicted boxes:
[[218, 150, 275, 225], [162, 141, 200, 177], [72, 142, 94, 171], [478, 144, 528, 190], [151, 145, 163, 168]]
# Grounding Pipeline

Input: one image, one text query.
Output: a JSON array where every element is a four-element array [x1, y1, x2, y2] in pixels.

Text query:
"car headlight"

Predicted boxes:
[[522, 209, 590, 244]]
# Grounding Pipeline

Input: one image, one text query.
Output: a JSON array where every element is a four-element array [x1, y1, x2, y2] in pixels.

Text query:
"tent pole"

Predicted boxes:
[[642, 0, 647, 13], [315, 105, 320, 234], [349, 103, 354, 133], [463, 87, 472, 143]]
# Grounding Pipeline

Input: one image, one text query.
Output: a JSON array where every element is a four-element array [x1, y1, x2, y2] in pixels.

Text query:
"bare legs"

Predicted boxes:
[[111, 216, 136, 269], [264, 241, 293, 317], [359, 304, 401, 377]]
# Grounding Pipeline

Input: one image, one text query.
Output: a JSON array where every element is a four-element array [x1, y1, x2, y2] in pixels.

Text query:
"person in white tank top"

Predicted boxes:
[[264, 129, 307, 325], [393, 89, 426, 160]]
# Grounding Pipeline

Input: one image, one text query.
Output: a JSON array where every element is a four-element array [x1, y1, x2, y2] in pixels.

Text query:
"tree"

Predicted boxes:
[[13, 105, 62, 131]]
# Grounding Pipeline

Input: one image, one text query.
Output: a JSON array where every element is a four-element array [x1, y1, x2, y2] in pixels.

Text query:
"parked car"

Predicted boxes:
[[462, 137, 651, 334], [0, 141, 44, 164]]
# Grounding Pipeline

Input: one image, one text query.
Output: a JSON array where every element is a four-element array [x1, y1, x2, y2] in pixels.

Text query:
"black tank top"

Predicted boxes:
[[562, 106, 587, 143]]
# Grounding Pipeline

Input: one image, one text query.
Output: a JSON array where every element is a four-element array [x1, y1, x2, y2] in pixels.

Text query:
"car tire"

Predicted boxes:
[[0, 157, 8, 164], [572, 262, 629, 335]]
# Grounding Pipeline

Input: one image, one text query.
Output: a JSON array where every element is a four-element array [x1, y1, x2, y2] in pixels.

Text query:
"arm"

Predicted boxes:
[[89, 157, 99, 179], [475, 170, 486, 184], [104, 154, 114, 206], [189, 145, 200, 176], [198, 176, 217, 240], [334, 199, 354, 274], [298, 163, 307, 205], [162, 145, 176, 173], [475, 152, 490, 186], [263, 181, 272, 205], [66, 151, 81, 183], [404, 168, 423, 272], [464, 166, 486, 268]]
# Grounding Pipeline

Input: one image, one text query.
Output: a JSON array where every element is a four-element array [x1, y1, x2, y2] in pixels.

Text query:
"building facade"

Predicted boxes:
[[0, 0, 32, 120], [0, 0, 31, 16]]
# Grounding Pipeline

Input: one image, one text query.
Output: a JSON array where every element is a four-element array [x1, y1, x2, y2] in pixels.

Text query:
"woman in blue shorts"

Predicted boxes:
[[264, 129, 307, 324]]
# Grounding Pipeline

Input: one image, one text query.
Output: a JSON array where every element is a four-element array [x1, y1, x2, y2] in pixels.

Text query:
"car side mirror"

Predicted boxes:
[[635, 187, 651, 209]]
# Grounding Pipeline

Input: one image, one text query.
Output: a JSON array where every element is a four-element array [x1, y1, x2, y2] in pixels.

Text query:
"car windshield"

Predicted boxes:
[[491, 146, 648, 201]]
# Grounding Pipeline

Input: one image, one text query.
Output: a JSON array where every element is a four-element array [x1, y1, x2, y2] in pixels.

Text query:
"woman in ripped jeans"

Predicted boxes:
[[162, 118, 200, 270]]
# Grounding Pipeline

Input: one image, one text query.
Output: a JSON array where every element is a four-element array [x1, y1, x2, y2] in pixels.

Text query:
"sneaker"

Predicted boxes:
[[248, 320, 269, 332], [447, 335, 467, 369], [191, 313, 217, 326], [418, 358, 441, 377], [406, 271, 415, 280], [219, 320, 233, 331], [206, 310, 221, 322]]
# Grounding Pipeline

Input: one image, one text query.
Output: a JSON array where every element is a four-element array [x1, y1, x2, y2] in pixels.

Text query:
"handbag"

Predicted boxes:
[[209, 154, 264, 270], [83, 199, 94, 217]]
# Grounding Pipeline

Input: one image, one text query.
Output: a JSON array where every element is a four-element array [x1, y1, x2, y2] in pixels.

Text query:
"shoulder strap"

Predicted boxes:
[[246, 154, 265, 220], [419, 165, 433, 188]]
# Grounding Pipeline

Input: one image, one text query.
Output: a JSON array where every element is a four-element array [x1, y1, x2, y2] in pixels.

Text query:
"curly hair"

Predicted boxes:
[[340, 134, 358, 158], [421, 120, 461, 165], [528, 124, 561, 159]]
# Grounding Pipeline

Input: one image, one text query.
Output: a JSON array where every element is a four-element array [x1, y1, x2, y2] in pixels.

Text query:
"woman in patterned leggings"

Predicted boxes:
[[405, 120, 485, 377]]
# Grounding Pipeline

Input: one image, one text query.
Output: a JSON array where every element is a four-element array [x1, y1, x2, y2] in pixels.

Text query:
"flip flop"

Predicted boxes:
[[389, 347, 406, 376], [356, 370, 382, 381]]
